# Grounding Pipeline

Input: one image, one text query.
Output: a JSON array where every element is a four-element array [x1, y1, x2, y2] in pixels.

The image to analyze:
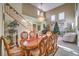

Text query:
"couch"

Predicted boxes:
[[63, 33, 77, 43]]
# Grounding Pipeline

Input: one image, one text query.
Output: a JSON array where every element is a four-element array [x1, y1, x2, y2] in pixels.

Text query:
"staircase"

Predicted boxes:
[[4, 3, 31, 30]]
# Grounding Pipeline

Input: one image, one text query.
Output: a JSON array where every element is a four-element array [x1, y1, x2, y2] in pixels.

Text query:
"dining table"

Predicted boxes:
[[20, 36, 44, 56], [20, 33, 58, 56]]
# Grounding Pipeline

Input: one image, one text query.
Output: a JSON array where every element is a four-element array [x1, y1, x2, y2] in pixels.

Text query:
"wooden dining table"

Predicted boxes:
[[20, 37, 43, 56], [20, 34, 58, 56]]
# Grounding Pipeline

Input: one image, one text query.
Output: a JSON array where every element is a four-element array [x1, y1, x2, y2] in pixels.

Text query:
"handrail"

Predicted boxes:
[[4, 3, 28, 22], [4, 3, 31, 29]]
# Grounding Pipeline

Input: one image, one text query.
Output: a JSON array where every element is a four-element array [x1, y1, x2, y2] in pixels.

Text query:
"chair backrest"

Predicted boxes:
[[0, 37, 2, 55], [0, 36, 10, 56]]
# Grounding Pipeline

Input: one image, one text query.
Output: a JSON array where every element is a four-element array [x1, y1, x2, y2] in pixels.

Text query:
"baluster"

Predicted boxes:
[[5, 3, 31, 30], [5, 4, 9, 14]]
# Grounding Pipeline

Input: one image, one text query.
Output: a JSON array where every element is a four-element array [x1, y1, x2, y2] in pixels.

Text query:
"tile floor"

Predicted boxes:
[[54, 36, 79, 56]]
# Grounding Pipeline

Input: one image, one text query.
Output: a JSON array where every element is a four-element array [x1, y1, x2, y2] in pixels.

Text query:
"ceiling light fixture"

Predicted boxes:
[[37, 3, 45, 22]]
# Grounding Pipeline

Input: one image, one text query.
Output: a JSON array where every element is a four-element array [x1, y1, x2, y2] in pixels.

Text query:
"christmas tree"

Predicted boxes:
[[53, 22, 60, 34]]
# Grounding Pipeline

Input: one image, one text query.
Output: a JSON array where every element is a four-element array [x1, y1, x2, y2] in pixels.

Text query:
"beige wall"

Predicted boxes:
[[22, 4, 45, 18], [46, 3, 75, 23], [22, 4, 37, 18], [10, 3, 22, 14]]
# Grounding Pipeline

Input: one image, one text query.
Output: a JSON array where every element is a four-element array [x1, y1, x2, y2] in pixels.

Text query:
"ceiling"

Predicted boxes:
[[31, 3, 64, 12]]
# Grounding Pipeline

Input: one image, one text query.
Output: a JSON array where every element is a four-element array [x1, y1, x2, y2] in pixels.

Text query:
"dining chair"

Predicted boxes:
[[49, 35, 56, 55], [30, 48, 40, 56], [0, 36, 25, 56], [46, 37, 52, 55], [30, 36, 47, 56], [49, 33, 58, 55], [53, 34, 58, 54], [40, 40, 46, 56], [29, 38, 44, 56], [0, 37, 2, 56], [45, 31, 53, 55], [38, 36, 48, 56]]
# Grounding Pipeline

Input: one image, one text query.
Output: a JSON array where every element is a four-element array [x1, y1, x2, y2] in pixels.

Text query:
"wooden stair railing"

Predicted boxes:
[[4, 3, 31, 30]]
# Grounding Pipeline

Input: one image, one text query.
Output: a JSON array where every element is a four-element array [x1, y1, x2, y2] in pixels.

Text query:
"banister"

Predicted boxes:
[[4, 3, 31, 29]]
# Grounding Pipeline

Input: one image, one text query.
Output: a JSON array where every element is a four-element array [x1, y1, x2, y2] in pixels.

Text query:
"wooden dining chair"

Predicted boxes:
[[30, 36, 47, 56], [29, 39, 43, 56], [30, 48, 40, 56], [46, 37, 52, 55], [49, 35, 56, 55], [38, 35, 49, 56], [53, 34, 58, 54], [0, 37, 2, 56], [45, 31, 53, 55], [39, 39, 47, 56], [0, 36, 25, 56]]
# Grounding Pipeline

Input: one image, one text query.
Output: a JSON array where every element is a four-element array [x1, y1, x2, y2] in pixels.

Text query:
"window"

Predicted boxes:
[[58, 12, 65, 20], [37, 10, 40, 16], [58, 12, 65, 34], [51, 15, 55, 21]]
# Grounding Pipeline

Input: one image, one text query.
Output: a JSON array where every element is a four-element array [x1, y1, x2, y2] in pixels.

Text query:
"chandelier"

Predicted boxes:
[[37, 3, 45, 22]]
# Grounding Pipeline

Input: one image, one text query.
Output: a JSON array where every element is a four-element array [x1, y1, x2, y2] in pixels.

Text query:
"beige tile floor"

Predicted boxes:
[[54, 36, 79, 56]]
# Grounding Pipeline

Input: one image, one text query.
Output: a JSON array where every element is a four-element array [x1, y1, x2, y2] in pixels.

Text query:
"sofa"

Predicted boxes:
[[62, 32, 77, 43]]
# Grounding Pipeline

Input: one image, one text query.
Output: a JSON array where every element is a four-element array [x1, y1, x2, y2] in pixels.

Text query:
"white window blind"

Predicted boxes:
[[51, 15, 55, 21], [58, 12, 65, 20]]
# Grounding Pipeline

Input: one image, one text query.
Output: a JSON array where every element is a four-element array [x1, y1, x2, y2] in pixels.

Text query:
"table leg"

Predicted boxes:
[[26, 50, 30, 56]]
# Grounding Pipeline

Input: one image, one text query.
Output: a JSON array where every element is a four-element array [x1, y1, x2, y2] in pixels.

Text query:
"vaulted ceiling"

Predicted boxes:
[[31, 3, 64, 12], [22, 3, 64, 18]]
